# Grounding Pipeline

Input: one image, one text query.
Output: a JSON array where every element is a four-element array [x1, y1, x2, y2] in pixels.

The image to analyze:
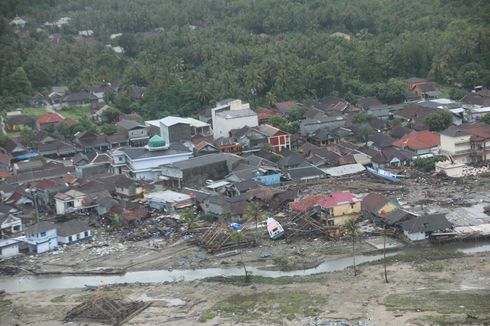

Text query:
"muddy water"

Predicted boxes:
[[0, 252, 394, 293], [1, 240, 489, 293]]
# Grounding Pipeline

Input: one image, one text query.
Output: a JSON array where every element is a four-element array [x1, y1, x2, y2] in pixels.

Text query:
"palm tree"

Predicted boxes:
[[383, 225, 389, 283], [180, 208, 197, 229], [245, 201, 264, 242], [342, 217, 362, 276], [230, 231, 251, 282]]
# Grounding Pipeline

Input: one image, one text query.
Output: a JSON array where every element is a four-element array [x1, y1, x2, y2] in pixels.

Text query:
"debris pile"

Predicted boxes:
[[121, 216, 183, 242], [195, 224, 255, 253], [285, 215, 340, 241], [65, 293, 151, 325]]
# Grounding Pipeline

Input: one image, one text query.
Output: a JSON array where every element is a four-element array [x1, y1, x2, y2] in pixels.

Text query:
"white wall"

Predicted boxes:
[[36, 238, 58, 253], [213, 115, 258, 139], [404, 230, 426, 241], [58, 230, 91, 244], [0, 245, 19, 258]]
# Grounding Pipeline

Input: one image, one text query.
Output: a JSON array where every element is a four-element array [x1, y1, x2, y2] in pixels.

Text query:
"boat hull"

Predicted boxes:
[[366, 167, 401, 183]]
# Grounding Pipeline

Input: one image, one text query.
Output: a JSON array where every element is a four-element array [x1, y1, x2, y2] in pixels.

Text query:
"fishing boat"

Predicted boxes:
[[366, 167, 401, 183], [266, 217, 285, 240]]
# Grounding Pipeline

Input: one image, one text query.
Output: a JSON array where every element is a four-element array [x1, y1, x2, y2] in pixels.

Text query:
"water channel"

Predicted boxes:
[[0, 240, 488, 293]]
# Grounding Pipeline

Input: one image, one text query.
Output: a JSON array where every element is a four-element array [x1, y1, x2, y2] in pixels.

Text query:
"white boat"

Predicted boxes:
[[266, 217, 285, 240]]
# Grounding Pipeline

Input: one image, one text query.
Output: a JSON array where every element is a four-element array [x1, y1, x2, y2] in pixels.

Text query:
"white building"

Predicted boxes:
[[10, 16, 26, 28], [440, 124, 490, 164], [0, 214, 22, 237], [54, 190, 89, 215], [147, 190, 194, 213], [149, 116, 212, 143], [0, 238, 21, 259], [56, 220, 92, 244], [110, 135, 193, 180], [212, 99, 258, 139], [24, 222, 58, 253]]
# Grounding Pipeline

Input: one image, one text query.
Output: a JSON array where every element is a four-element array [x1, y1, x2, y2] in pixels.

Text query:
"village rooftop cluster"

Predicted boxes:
[[0, 76, 490, 260]]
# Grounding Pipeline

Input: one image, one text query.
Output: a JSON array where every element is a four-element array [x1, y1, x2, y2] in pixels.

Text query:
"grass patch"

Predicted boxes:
[[415, 262, 446, 272], [363, 248, 463, 267], [384, 290, 490, 316], [201, 291, 326, 322], [204, 274, 329, 286], [59, 106, 91, 121], [22, 107, 47, 118], [50, 295, 65, 303], [0, 298, 12, 317]]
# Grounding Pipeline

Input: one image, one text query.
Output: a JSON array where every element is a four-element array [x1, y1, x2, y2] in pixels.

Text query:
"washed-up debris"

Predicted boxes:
[[260, 252, 272, 258], [65, 293, 151, 325], [195, 224, 255, 253], [285, 215, 340, 241]]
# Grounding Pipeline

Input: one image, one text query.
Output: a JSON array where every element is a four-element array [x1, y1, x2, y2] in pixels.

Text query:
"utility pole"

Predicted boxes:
[[30, 188, 40, 224], [383, 225, 388, 283]]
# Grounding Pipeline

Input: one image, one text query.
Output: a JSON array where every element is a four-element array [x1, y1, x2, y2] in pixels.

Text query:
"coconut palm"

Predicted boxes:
[[245, 201, 264, 242], [342, 217, 362, 276]]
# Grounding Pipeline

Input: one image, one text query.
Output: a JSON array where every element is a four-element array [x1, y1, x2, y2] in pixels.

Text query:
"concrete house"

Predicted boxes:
[[212, 99, 258, 139], [440, 124, 490, 164], [318, 191, 362, 226], [114, 176, 144, 199], [0, 238, 21, 258], [6, 115, 35, 131], [56, 220, 92, 244], [254, 124, 291, 153], [156, 116, 212, 143], [401, 214, 452, 241], [392, 130, 440, 156], [36, 113, 64, 130], [116, 120, 149, 146], [54, 190, 89, 215], [147, 190, 194, 213], [110, 135, 193, 180], [24, 221, 58, 253], [0, 214, 22, 238], [62, 91, 98, 107], [300, 115, 345, 137]]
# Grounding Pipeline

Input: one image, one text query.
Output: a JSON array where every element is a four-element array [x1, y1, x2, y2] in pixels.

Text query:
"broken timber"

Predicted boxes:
[[195, 224, 255, 253]]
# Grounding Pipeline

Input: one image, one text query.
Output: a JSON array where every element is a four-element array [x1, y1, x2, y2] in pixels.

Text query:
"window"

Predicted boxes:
[[68, 236, 72, 242], [40, 232, 46, 237], [84, 231, 89, 237]]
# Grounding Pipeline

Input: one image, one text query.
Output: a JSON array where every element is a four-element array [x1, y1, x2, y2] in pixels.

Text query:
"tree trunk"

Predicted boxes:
[[255, 219, 258, 243], [383, 226, 388, 283]]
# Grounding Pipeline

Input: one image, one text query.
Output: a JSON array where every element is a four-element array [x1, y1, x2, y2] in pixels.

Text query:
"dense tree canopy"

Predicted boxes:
[[425, 111, 453, 132], [1, 0, 489, 117]]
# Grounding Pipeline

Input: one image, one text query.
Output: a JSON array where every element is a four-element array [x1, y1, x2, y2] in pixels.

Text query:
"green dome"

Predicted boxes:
[[148, 135, 166, 148]]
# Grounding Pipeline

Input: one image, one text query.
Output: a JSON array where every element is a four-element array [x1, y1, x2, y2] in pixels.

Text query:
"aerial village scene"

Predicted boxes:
[[0, 1, 489, 326]]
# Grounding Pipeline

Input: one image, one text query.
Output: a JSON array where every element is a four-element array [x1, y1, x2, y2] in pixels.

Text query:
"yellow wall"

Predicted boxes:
[[332, 202, 361, 217]]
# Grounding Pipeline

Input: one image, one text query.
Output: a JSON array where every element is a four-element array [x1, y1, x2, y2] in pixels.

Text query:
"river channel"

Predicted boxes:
[[0, 240, 488, 293]]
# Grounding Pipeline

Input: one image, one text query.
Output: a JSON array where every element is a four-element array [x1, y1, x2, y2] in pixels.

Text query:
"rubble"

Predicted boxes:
[[195, 224, 256, 253], [65, 292, 151, 325]]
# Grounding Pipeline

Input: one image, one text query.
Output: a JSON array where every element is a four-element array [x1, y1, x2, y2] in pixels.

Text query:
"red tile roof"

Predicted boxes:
[[255, 108, 280, 121], [392, 130, 440, 150], [36, 113, 64, 124], [290, 195, 329, 212], [35, 179, 58, 190], [318, 191, 360, 208], [0, 170, 8, 178]]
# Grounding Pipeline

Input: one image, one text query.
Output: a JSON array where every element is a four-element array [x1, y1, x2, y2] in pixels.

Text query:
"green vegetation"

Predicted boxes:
[[59, 106, 91, 121], [201, 291, 326, 322], [413, 156, 448, 172], [0, 1, 489, 116], [483, 114, 490, 124], [100, 124, 117, 135], [425, 110, 454, 132], [22, 107, 47, 118], [0, 135, 8, 146], [384, 291, 490, 317], [180, 208, 197, 229]]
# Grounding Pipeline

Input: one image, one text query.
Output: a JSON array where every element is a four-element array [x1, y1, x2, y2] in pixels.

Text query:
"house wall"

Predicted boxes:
[[128, 153, 192, 172], [268, 134, 291, 152], [213, 115, 258, 139], [332, 202, 361, 217], [128, 128, 148, 139], [404, 230, 426, 241], [440, 134, 471, 158], [181, 161, 230, 186], [0, 244, 19, 258], [160, 123, 192, 143], [28, 228, 57, 240], [57, 230, 91, 244], [203, 199, 229, 216], [35, 238, 58, 253]]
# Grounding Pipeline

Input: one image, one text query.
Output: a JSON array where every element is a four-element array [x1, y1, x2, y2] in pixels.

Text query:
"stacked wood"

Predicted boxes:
[[195, 224, 255, 253], [285, 215, 340, 241], [65, 293, 151, 325]]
